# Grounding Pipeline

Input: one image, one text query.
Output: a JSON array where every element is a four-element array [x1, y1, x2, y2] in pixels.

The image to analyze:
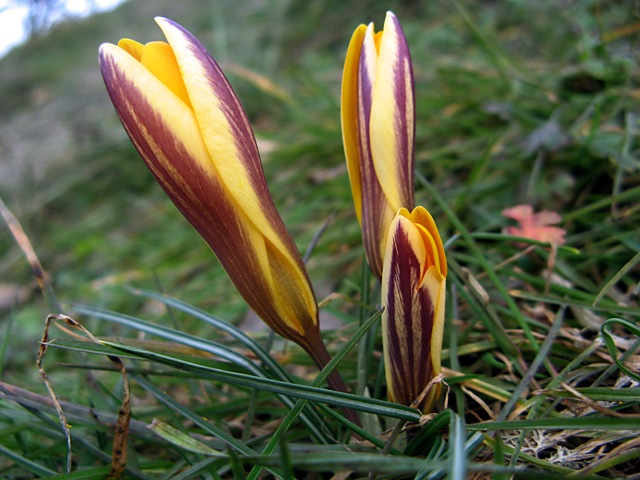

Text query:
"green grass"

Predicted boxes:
[[1, 0, 639, 478]]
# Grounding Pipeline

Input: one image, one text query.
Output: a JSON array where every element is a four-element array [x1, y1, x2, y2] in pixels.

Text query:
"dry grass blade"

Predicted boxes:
[[37, 314, 73, 473], [0, 196, 61, 313], [39, 314, 131, 478], [107, 352, 131, 479], [1, 197, 133, 474], [576, 435, 640, 476], [559, 382, 636, 419], [0, 380, 152, 437]]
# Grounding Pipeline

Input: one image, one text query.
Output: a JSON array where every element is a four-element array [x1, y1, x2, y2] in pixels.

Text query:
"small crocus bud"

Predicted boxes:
[[381, 206, 447, 412], [341, 11, 415, 278], [99, 17, 329, 368]]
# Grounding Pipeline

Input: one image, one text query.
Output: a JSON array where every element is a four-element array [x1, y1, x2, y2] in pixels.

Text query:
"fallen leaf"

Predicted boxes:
[[503, 204, 566, 245]]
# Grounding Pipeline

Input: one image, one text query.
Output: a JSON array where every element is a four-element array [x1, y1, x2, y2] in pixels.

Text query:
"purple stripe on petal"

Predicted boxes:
[[100, 50, 314, 346], [160, 18, 302, 260], [387, 12, 415, 210], [383, 218, 436, 408], [358, 26, 394, 278], [357, 30, 375, 180], [166, 20, 257, 180], [385, 223, 419, 402]]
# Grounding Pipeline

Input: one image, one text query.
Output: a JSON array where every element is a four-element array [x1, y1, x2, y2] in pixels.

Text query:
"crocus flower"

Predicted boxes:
[[341, 11, 415, 278], [98, 18, 331, 371], [381, 206, 447, 412]]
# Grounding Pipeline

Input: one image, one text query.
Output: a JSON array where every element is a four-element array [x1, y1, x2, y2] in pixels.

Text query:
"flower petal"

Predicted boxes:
[[119, 39, 191, 107], [381, 206, 447, 411], [117, 38, 144, 60], [99, 43, 317, 341], [370, 11, 415, 213], [341, 24, 367, 224], [424, 265, 446, 377], [155, 17, 298, 269], [382, 215, 436, 409], [356, 22, 395, 278], [401, 206, 447, 277]]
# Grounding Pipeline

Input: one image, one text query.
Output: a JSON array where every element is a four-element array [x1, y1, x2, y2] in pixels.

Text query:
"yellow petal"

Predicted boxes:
[[142, 41, 191, 108], [155, 18, 292, 263], [404, 206, 447, 277], [101, 42, 317, 338], [154, 18, 319, 334], [427, 265, 446, 374], [380, 206, 447, 411], [117, 39, 191, 107], [117, 38, 144, 60], [340, 24, 367, 224], [370, 11, 415, 213], [100, 43, 206, 170]]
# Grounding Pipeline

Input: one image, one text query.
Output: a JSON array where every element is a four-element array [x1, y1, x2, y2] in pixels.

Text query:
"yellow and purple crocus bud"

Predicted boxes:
[[98, 18, 329, 365], [341, 11, 415, 278], [381, 206, 447, 412]]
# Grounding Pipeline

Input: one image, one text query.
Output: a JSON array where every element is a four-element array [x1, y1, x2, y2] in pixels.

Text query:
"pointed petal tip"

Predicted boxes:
[[98, 44, 109, 69], [154, 16, 184, 36], [384, 11, 399, 25], [155, 16, 183, 33], [154, 16, 170, 31], [99, 42, 114, 53], [384, 10, 403, 33], [98, 43, 119, 65]]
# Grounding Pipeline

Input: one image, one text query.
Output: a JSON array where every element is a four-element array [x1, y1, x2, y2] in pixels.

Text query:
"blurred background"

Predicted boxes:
[[1, 0, 638, 381]]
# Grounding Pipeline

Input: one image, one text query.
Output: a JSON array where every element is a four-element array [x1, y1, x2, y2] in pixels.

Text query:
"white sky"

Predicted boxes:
[[0, 0, 124, 57]]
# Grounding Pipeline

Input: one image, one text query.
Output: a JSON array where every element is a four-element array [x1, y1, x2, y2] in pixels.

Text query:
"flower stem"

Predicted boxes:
[[304, 339, 362, 429]]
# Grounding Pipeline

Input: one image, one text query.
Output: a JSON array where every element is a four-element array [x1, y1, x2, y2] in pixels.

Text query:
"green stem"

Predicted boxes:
[[304, 337, 362, 429]]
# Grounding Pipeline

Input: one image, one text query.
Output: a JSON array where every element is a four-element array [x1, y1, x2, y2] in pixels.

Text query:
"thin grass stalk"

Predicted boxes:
[[166, 457, 224, 480], [449, 0, 514, 85], [449, 413, 467, 480], [129, 289, 333, 441], [447, 282, 467, 417], [482, 436, 607, 477], [130, 289, 294, 376], [315, 403, 397, 452], [13, 405, 155, 479], [499, 308, 567, 467], [447, 257, 518, 364], [356, 254, 371, 397], [133, 375, 266, 459], [492, 433, 508, 480], [562, 185, 640, 221], [599, 319, 640, 383], [278, 436, 294, 480], [467, 416, 640, 430], [0, 443, 56, 477], [246, 309, 388, 480], [99, 339, 419, 420], [417, 172, 539, 355], [538, 341, 604, 418], [0, 313, 14, 378], [496, 307, 566, 423], [242, 390, 259, 443], [73, 303, 329, 442]]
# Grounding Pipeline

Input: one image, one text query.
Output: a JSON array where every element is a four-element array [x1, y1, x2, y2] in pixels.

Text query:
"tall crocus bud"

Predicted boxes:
[[99, 18, 333, 374], [381, 206, 447, 412], [341, 11, 415, 278]]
